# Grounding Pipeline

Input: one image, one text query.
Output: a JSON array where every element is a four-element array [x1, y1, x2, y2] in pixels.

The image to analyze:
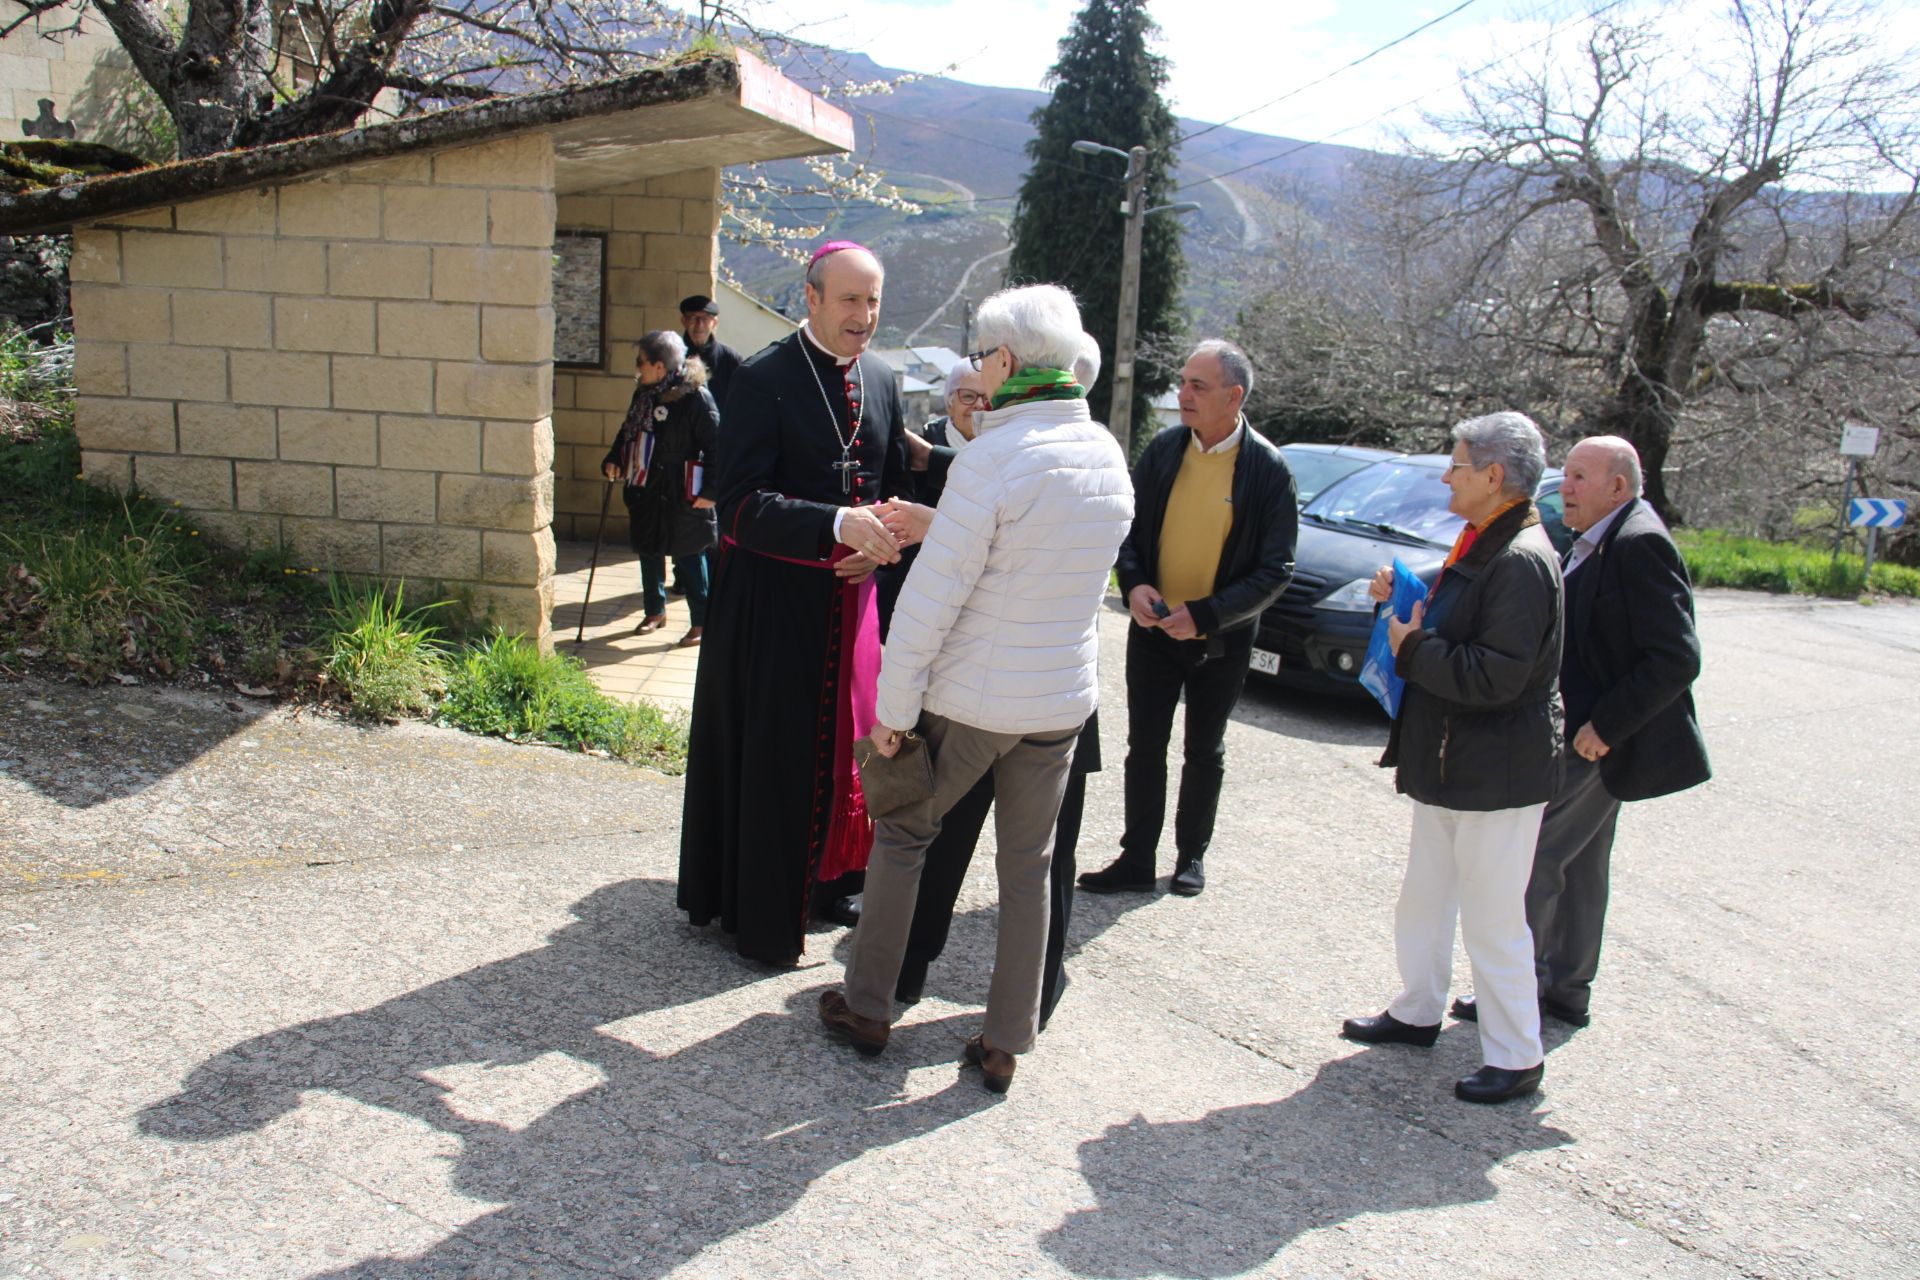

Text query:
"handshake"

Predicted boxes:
[[835, 499, 935, 580]]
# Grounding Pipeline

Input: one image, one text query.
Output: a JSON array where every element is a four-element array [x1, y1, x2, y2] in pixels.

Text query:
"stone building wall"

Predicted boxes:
[[68, 133, 561, 642], [549, 167, 719, 542], [1, 12, 147, 147]]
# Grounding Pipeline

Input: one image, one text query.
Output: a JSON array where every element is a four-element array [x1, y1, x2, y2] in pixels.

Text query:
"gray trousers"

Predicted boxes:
[[843, 713, 1078, 1055], [1524, 753, 1623, 1014]]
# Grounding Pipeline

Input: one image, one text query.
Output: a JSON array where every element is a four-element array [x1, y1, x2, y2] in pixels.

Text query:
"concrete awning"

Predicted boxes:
[[0, 51, 852, 235]]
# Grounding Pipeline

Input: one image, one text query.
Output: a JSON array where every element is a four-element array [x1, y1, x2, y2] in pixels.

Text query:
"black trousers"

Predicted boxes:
[[900, 744, 1090, 1027], [1119, 624, 1251, 869]]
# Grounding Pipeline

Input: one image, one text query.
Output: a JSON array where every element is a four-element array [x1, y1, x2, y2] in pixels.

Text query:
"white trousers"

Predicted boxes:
[[1388, 800, 1547, 1070]]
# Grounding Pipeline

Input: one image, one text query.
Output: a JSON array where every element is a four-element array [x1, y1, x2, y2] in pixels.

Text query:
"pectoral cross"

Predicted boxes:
[[833, 448, 858, 494]]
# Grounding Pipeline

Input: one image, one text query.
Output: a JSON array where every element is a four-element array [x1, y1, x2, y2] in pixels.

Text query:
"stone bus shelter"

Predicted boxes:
[[0, 53, 851, 647]]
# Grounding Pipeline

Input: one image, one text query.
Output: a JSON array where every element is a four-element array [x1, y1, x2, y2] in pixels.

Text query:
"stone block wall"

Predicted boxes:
[[550, 167, 719, 541], [69, 134, 561, 643]]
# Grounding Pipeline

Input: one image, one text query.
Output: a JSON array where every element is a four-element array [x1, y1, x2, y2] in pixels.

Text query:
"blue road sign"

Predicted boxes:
[[1849, 498, 1908, 528]]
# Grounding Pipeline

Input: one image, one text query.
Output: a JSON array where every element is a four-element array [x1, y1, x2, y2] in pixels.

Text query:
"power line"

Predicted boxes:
[[1176, 0, 1636, 192], [1174, 0, 1482, 149]]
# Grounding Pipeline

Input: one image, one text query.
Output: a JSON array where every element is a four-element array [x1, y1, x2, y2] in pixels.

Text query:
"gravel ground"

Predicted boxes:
[[1, 589, 1916, 1279]]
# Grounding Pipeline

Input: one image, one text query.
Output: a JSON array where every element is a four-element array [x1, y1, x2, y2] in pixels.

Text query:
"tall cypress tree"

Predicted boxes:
[[1006, 0, 1184, 449]]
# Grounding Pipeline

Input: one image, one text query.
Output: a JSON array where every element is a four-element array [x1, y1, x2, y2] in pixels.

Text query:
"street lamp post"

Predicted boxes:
[[1071, 139, 1200, 450]]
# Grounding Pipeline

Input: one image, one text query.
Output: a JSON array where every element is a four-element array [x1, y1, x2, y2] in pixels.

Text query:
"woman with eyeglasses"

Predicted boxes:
[[1340, 410, 1566, 1106]]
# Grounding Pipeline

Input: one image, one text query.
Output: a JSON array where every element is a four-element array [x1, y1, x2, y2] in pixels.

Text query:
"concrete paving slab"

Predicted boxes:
[[1, 590, 1916, 1278]]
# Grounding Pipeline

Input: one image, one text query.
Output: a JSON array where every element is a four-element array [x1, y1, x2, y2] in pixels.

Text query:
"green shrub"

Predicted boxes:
[[1677, 529, 1920, 599], [1, 502, 198, 681], [321, 578, 449, 719], [440, 630, 687, 771]]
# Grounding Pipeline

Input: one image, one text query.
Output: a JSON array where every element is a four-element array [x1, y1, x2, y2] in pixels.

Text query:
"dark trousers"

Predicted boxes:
[[1524, 753, 1622, 1014], [641, 553, 708, 626], [1119, 624, 1251, 869], [900, 766, 1087, 1027]]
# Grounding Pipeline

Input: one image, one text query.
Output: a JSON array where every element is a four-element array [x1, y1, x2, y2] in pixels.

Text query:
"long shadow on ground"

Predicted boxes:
[[139, 877, 996, 1277], [1043, 1045, 1571, 1277]]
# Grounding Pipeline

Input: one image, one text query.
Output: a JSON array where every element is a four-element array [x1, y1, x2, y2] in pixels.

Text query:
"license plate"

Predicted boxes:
[[1250, 648, 1280, 675]]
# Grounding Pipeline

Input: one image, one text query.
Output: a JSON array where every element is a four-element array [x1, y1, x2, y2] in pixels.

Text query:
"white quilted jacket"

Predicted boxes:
[[875, 397, 1135, 735]]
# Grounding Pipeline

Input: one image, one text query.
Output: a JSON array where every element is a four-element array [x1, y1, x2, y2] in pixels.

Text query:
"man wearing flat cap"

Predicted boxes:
[[680, 295, 741, 413]]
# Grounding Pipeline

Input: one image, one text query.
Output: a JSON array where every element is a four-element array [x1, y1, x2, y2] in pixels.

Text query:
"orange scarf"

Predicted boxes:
[[1429, 497, 1528, 600]]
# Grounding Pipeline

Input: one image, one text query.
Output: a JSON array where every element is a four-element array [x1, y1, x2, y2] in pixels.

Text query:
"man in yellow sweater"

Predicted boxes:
[[1081, 340, 1299, 897]]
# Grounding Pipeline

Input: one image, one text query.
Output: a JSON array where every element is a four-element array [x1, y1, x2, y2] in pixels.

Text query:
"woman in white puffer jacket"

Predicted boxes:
[[819, 283, 1135, 1093]]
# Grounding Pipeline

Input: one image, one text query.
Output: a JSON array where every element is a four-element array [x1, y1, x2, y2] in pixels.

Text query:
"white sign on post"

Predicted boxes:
[[1840, 423, 1880, 456]]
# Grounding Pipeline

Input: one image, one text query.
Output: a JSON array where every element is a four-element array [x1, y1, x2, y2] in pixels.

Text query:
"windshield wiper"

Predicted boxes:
[[1332, 517, 1428, 543]]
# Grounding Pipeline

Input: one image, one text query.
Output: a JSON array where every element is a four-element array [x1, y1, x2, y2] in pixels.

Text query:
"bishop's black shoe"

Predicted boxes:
[[813, 895, 861, 928], [1340, 1011, 1441, 1047], [1454, 1063, 1544, 1104]]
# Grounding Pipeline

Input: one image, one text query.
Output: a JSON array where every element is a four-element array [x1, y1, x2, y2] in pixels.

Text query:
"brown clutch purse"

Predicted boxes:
[[853, 731, 934, 818]]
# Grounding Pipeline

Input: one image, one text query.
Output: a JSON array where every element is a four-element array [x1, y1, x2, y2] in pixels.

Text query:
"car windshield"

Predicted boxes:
[[1304, 460, 1462, 547], [1283, 450, 1381, 506]]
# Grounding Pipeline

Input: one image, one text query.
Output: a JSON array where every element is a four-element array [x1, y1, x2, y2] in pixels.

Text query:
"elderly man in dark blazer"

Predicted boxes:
[[1455, 435, 1710, 1030]]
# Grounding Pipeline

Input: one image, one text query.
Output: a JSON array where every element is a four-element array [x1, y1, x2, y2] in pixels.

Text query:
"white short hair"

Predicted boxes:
[[973, 284, 1084, 373], [1071, 332, 1102, 387], [1452, 411, 1546, 497], [947, 357, 976, 388]]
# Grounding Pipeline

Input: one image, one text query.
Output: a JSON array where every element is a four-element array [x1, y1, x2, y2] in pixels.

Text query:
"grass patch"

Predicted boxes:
[[320, 578, 449, 719], [2, 502, 200, 681], [1677, 529, 1920, 599], [440, 631, 688, 772]]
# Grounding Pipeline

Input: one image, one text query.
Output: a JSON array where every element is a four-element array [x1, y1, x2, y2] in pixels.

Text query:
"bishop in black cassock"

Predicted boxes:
[[678, 244, 917, 966]]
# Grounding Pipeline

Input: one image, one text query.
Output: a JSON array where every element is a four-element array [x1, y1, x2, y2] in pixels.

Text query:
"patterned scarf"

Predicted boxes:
[[612, 368, 686, 488], [989, 366, 1085, 411]]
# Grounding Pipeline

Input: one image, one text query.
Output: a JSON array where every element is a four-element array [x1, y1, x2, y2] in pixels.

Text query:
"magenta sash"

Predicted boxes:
[[724, 535, 878, 880]]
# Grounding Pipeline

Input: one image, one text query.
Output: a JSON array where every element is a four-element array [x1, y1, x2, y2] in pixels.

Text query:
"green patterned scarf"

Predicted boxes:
[[990, 366, 1086, 411]]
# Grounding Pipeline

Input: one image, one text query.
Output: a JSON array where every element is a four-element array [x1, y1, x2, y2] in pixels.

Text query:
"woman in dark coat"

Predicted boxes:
[[602, 331, 719, 647], [1340, 411, 1564, 1106]]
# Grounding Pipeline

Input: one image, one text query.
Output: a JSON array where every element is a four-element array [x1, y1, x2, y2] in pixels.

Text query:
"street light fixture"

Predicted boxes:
[[1072, 139, 1201, 448]]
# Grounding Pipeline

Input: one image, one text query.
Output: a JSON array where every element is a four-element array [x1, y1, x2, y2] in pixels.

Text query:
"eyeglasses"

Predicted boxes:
[[1444, 458, 1483, 475], [965, 346, 1012, 371], [951, 390, 988, 406]]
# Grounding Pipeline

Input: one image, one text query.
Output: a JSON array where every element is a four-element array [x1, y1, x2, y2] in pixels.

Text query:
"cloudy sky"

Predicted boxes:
[[737, 0, 1920, 162]]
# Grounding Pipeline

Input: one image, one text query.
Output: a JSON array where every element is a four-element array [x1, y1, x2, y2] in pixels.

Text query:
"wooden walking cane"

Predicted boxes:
[[574, 479, 614, 645]]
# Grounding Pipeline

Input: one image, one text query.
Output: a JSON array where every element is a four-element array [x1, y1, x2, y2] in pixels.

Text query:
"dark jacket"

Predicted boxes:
[[1114, 421, 1299, 652], [1381, 500, 1564, 811], [1564, 497, 1711, 802], [875, 417, 958, 637], [685, 334, 741, 413], [602, 360, 719, 559]]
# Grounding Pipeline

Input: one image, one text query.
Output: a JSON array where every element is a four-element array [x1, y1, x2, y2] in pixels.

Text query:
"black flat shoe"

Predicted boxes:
[[1169, 859, 1205, 897], [1340, 1011, 1440, 1047], [1540, 996, 1591, 1028], [1455, 1063, 1544, 1104], [1077, 858, 1156, 894], [813, 894, 861, 928], [1454, 993, 1590, 1028]]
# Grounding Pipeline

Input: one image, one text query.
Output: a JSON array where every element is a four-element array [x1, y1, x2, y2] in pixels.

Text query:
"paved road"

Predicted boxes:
[[2, 591, 1916, 1278]]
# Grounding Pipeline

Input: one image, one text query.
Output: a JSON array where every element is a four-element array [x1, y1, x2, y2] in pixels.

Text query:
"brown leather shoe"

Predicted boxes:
[[634, 614, 668, 635], [675, 626, 704, 648], [962, 1034, 1016, 1094], [818, 989, 888, 1057]]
